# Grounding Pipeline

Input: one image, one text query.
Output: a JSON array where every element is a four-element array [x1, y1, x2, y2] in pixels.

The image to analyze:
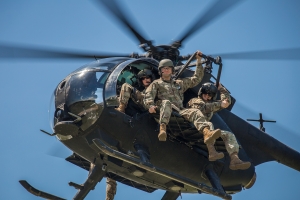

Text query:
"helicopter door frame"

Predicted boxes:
[[104, 58, 158, 107]]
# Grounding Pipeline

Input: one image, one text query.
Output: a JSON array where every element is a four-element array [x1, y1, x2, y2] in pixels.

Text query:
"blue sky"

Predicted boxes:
[[0, 0, 300, 199]]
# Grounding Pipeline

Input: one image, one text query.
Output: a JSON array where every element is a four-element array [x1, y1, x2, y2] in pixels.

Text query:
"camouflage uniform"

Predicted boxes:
[[187, 86, 239, 155], [144, 60, 204, 126], [118, 83, 146, 109], [106, 178, 117, 200]]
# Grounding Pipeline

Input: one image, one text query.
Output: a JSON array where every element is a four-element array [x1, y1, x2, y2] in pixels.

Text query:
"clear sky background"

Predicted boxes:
[[0, 0, 300, 199]]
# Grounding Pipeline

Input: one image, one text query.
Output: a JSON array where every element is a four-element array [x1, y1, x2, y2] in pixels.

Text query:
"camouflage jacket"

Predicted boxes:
[[133, 88, 146, 105], [144, 61, 204, 109], [187, 86, 231, 121]]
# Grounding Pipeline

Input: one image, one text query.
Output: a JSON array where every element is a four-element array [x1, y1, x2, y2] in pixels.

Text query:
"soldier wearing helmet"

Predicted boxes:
[[144, 51, 221, 146], [112, 68, 154, 199], [187, 82, 251, 170], [116, 68, 154, 113], [105, 177, 117, 200]]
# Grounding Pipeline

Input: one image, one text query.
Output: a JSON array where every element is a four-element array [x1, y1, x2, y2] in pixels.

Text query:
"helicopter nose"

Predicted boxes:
[[51, 69, 109, 138]]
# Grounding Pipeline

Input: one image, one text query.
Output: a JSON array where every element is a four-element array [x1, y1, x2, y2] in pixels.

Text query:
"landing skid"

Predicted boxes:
[[19, 162, 106, 200], [93, 139, 232, 200], [19, 180, 66, 200]]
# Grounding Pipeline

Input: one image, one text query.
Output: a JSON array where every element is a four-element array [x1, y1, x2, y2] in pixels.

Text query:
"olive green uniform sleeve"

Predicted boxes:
[[181, 59, 204, 92], [188, 85, 231, 114], [188, 97, 222, 114]]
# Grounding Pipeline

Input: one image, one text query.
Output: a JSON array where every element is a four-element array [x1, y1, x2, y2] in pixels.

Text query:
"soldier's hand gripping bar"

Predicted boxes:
[[175, 52, 222, 80]]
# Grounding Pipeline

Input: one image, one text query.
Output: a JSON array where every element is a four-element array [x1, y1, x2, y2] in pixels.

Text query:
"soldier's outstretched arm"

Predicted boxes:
[[188, 97, 222, 114], [218, 84, 231, 105], [182, 51, 204, 92]]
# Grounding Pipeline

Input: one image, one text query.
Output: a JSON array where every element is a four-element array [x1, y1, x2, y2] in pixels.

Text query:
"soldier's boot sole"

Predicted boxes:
[[229, 153, 251, 170], [229, 161, 251, 170], [158, 131, 167, 141], [158, 124, 167, 141]]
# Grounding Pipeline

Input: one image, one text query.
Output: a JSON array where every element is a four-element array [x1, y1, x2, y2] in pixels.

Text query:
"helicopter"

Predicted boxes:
[[0, 0, 300, 200]]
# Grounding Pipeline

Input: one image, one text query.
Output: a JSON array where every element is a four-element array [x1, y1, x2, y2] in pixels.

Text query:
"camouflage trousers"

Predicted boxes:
[[106, 178, 117, 200], [158, 106, 239, 155], [119, 83, 144, 107], [219, 130, 239, 155], [179, 108, 213, 131], [157, 100, 172, 125], [157, 101, 212, 128]]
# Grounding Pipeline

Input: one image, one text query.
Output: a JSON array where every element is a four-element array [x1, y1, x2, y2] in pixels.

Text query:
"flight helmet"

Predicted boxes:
[[137, 69, 155, 86], [198, 82, 218, 99]]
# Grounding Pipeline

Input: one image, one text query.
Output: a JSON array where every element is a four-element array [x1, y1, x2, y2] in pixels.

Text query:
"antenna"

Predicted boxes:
[[247, 113, 276, 132]]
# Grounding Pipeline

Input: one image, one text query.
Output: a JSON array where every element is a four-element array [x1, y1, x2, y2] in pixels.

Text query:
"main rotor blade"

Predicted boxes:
[[93, 0, 151, 47], [215, 47, 300, 60], [173, 0, 243, 47], [0, 43, 129, 60]]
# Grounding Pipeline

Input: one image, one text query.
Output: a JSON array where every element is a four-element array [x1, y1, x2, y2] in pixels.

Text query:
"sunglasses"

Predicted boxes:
[[204, 93, 213, 97], [141, 76, 151, 80]]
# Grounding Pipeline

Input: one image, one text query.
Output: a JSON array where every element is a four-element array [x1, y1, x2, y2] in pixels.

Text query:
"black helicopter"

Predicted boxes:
[[1, 0, 300, 200]]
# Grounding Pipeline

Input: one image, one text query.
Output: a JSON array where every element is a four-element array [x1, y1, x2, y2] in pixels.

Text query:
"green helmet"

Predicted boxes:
[[158, 59, 174, 74]]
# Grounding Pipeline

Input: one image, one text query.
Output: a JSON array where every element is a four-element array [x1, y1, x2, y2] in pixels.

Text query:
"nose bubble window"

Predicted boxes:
[[49, 71, 109, 133], [66, 71, 108, 106]]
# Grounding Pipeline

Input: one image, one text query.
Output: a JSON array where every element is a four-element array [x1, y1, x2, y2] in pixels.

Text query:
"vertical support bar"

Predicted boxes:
[[134, 144, 150, 163], [73, 164, 106, 200], [215, 63, 222, 88], [205, 166, 224, 193], [161, 191, 180, 200]]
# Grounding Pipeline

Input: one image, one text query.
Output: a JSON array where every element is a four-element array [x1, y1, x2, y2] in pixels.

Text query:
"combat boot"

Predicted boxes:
[[106, 178, 117, 200], [115, 102, 126, 113], [229, 152, 251, 170], [202, 127, 221, 144], [158, 123, 167, 141], [206, 143, 224, 161]]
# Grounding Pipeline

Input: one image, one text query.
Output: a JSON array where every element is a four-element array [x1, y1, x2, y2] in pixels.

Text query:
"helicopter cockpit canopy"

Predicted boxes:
[[49, 58, 128, 133], [49, 57, 158, 136]]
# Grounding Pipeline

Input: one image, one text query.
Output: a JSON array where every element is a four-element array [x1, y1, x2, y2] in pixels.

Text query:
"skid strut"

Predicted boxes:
[[71, 163, 106, 200]]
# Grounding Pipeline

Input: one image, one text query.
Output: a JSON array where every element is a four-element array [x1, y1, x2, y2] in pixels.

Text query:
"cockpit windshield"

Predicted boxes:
[[65, 70, 109, 106], [49, 68, 109, 133]]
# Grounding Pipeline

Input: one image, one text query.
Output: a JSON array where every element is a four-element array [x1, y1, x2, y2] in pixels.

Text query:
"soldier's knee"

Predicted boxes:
[[221, 130, 235, 138], [161, 99, 171, 106]]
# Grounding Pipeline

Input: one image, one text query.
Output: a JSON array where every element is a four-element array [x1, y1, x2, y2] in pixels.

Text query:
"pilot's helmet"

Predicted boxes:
[[137, 69, 155, 86], [158, 59, 174, 75], [198, 82, 218, 99]]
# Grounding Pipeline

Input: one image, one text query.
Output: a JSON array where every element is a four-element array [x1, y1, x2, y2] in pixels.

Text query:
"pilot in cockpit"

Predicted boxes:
[[115, 68, 155, 113]]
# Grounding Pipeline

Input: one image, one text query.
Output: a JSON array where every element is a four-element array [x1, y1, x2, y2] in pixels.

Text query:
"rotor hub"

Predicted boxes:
[[146, 45, 180, 64]]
